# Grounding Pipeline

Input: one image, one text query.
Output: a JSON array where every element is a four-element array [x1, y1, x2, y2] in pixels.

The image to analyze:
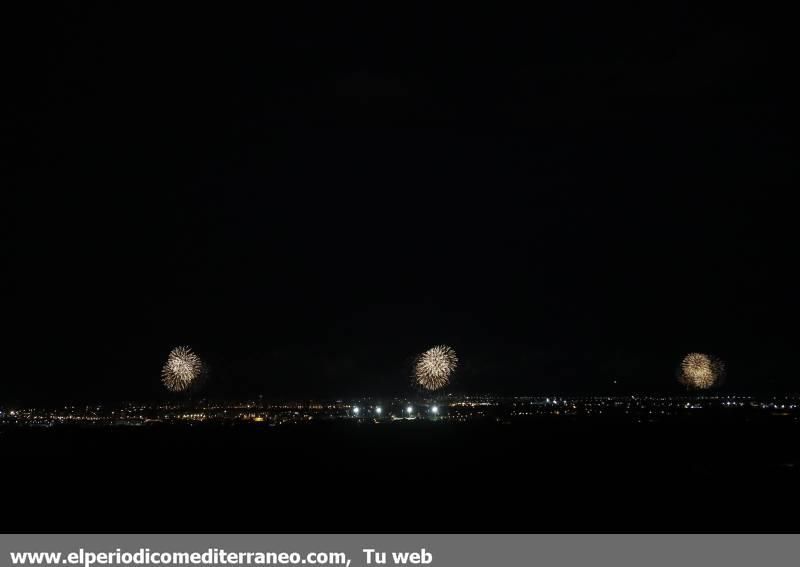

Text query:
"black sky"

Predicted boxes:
[[7, 2, 796, 402]]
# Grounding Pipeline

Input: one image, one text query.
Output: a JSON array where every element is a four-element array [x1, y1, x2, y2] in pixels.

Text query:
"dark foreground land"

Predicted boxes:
[[4, 411, 800, 532]]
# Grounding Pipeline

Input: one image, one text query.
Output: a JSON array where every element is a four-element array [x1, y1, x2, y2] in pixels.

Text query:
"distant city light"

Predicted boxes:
[[9, 394, 794, 430]]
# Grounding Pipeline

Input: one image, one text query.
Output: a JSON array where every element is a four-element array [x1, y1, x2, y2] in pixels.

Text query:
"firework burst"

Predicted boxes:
[[161, 346, 204, 393], [678, 352, 725, 390], [414, 345, 458, 391]]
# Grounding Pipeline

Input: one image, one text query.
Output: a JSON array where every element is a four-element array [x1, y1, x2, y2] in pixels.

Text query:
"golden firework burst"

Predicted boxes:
[[678, 352, 725, 390], [161, 346, 203, 392], [414, 345, 458, 391]]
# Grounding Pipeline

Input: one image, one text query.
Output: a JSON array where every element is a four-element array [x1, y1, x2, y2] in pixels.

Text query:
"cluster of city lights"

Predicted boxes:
[[350, 405, 439, 417], [7, 395, 800, 429]]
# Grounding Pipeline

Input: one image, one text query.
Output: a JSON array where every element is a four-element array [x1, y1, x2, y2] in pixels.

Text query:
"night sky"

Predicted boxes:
[[8, 2, 796, 402]]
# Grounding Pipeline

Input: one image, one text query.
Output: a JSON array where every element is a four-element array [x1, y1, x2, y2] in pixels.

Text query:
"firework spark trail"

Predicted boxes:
[[162, 346, 203, 392], [414, 345, 458, 391], [678, 352, 725, 390]]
